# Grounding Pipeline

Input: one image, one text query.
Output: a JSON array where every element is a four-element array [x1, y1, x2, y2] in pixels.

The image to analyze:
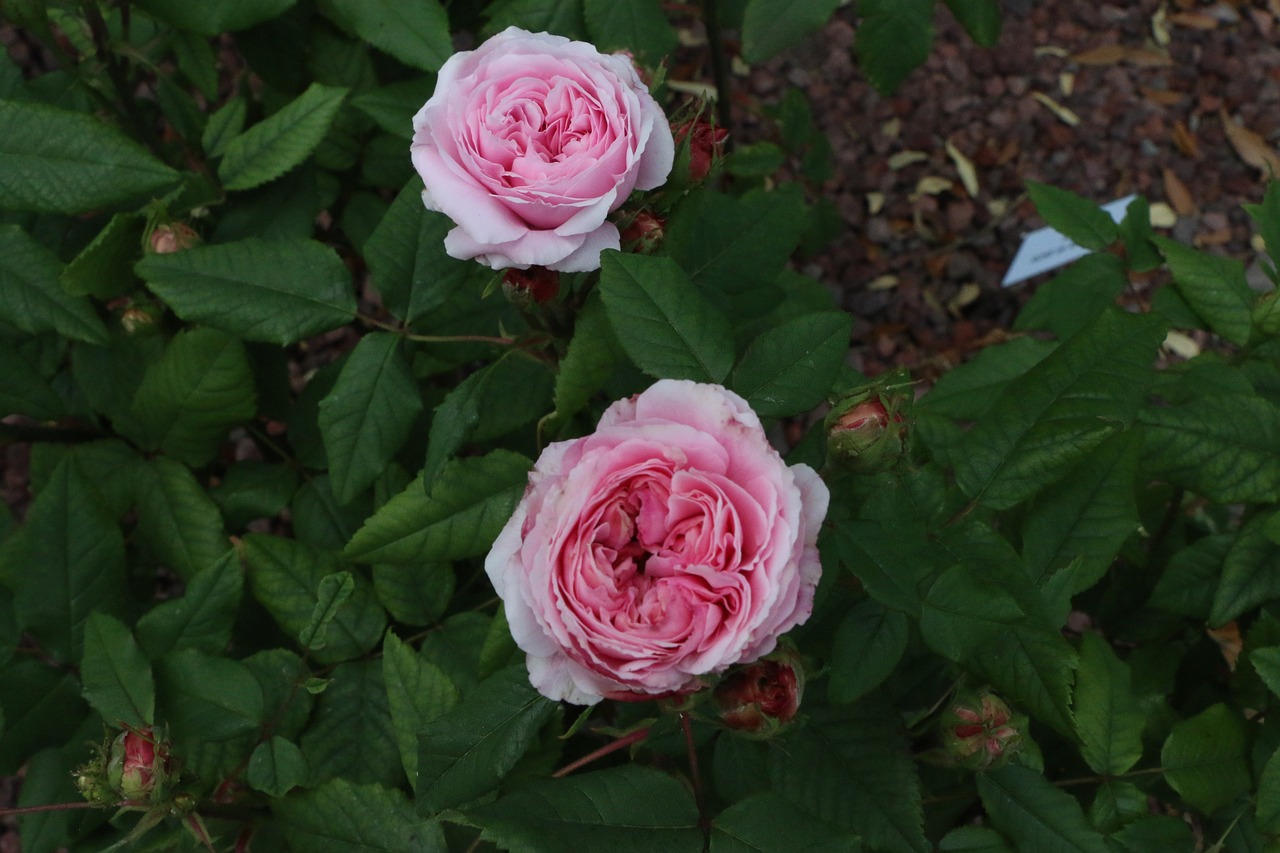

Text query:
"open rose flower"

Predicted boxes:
[[410, 27, 675, 272], [486, 380, 829, 704]]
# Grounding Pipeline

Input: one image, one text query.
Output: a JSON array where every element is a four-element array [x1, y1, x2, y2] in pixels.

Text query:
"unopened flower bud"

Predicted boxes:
[[713, 648, 803, 737], [148, 223, 200, 254], [75, 749, 116, 806], [106, 727, 173, 804], [825, 386, 908, 474], [621, 211, 665, 252], [674, 119, 728, 183], [502, 266, 560, 307], [942, 689, 1023, 770]]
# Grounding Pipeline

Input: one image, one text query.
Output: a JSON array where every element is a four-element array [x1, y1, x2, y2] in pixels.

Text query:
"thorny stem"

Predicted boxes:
[[551, 726, 652, 778], [700, 0, 734, 142], [679, 712, 711, 838]]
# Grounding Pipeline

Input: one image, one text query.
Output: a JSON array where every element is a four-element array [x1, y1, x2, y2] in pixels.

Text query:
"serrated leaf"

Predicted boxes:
[[0, 99, 179, 214], [132, 0, 296, 33], [1209, 513, 1280, 626], [856, 0, 934, 94], [345, 451, 532, 564], [1118, 196, 1162, 273], [1252, 646, 1280, 698], [9, 458, 126, 662], [135, 549, 244, 658], [248, 737, 310, 798], [740, 0, 842, 63], [1073, 632, 1144, 775], [1257, 747, 1280, 832], [0, 339, 64, 420], [828, 597, 908, 704], [202, 96, 247, 158], [584, 0, 676, 62], [1147, 534, 1230, 619], [972, 624, 1078, 736], [218, 83, 348, 191], [977, 764, 1108, 853], [136, 238, 356, 345], [920, 564, 1025, 661], [351, 79, 437, 140], [300, 572, 355, 650], [1025, 181, 1119, 251], [956, 309, 1163, 509], [0, 660, 86, 774], [275, 778, 444, 852], [1153, 236, 1253, 345], [483, 0, 588, 39], [60, 211, 144, 299], [155, 648, 264, 742], [372, 562, 454, 626], [1111, 816, 1193, 853], [710, 792, 856, 852], [322, 0, 451, 71], [0, 225, 108, 345], [944, 0, 1002, 45], [301, 659, 403, 787], [732, 311, 851, 417], [939, 826, 1013, 852], [1246, 179, 1280, 273], [549, 289, 623, 427], [1013, 254, 1128, 341], [461, 765, 701, 853], [79, 612, 154, 728], [134, 456, 231, 581], [599, 252, 734, 383], [243, 534, 386, 665], [383, 633, 460, 785], [417, 665, 558, 814], [130, 327, 257, 465], [319, 333, 422, 505], [1160, 703, 1250, 815]]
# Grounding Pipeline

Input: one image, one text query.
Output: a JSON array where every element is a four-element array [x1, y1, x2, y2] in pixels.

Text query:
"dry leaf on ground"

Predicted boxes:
[[1163, 168, 1196, 215], [1221, 109, 1280, 175]]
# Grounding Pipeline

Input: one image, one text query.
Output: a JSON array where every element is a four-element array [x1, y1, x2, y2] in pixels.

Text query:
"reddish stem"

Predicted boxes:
[[552, 727, 651, 778], [679, 712, 710, 834], [0, 801, 104, 817]]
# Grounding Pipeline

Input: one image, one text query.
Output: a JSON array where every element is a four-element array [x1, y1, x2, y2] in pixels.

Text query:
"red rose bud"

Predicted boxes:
[[107, 727, 174, 804], [675, 119, 728, 183], [502, 266, 560, 307], [825, 387, 908, 474], [942, 690, 1023, 770], [148, 223, 201, 254], [713, 649, 803, 737], [620, 211, 665, 252]]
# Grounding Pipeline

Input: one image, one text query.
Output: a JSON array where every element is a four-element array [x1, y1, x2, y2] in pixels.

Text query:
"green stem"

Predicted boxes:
[[82, 2, 161, 157], [552, 726, 652, 778], [356, 313, 517, 346], [0, 801, 104, 817], [701, 0, 734, 141]]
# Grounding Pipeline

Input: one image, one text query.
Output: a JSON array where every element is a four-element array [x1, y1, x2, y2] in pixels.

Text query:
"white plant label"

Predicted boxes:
[[1002, 194, 1137, 287]]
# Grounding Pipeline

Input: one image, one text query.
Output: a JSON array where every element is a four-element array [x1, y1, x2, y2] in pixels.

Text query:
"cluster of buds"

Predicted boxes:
[[942, 689, 1024, 770], [147, 222, 201, 254], [712, 647, 804, 737], [502, 266, 560, 307], [824, 375, 910, 474], [674, 118, 729, 184], [76, 726, 175, 807]]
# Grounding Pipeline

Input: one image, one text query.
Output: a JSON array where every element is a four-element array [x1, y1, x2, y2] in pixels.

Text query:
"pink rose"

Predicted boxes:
[[486, 380, 829, 704], [410, 27, 675, 272]]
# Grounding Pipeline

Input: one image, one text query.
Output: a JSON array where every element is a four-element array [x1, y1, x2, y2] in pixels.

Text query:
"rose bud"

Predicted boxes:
[[502, 266, 560, 306], [674, 118, 729, 183], [106, 727, 174, 804], [942, 689, 1024, 770], [148, 222, 201, 254], [824, 387, 908, 474], [713, 648, 804, 737], [620, 211, 665, 252], [75, 746, 117, 807]]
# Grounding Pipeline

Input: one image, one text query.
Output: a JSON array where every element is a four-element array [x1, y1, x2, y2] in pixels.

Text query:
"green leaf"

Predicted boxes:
[[0, 99, 179, 214], [977, 764, 1109, 853], [345, 452, 532, 564], [210, 460, 299, 529], [351, 79, 437, 140], [1073, 632, 1144, 775], [136, 237, 356, 345], [828, 597, 908, 704], [1246, 179, 1280, 274], [918, 337, 1057, 421], [1209, 513, 1280, 626], [372, 562, 454, 627], [584, 0, 677, 62], [60, 211, 144, 299], [1111, 816, 1193, 853], [732, 311, 851, 417], [548, 290, 624, 427], [9, 457, 126, 662], [1160, 703, 1250, 815], [202, 96, 247, 157], [943, 0, 1002, 45], [130, 327, 257, 465], [972, 624, 1078, 737], [319, 333, 422, 504], [1153, 236, 1253, 345], [322, 0, 451, 72], [0, 339, 64, 420], [155, 648, 265, 742], [1251, 646, 1280, 698], [483, 0, 587, 39], [855, 0, 935, 94], [275, 778, 445, 852], [243, 534, 386, 665], [248, 736, 310, 798], [1118, 196, 1162, 273], [1025, 182, 1119, 251], [939, 826, 1013, 852], [1147, 535, 1230, 620], [0, 660, 86, 774], [1013, 254, 1128, 341], [599, 252, 734, 383], [460, 765, 702, 853], [0, 225, 108, 344], [1257, 747, 1280, 832], [217, 83, 348, 191], [1140, 392, 1280, 503], [417, 664, 558, 814], [133, 0, 296, 33], [711, 792, 857, 852], [955, 309, 1163, 509], [300, 572, 356, 650], [301, 660, 403, 787], [383, 632, 460, 785], [740, 0, 843, 63], [135, 549, 244, 658], [79, 612, 154, 728], [134, 456, 231, 581], [920, 564, 1025, 661]]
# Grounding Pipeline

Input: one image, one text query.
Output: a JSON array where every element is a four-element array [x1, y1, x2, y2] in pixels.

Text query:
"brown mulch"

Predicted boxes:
[[742, 0, 1280, 381]]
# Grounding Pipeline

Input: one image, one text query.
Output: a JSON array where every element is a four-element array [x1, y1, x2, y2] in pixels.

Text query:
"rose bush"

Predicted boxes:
[[486, 380, 828, 704], [410, 27, 674, 272]]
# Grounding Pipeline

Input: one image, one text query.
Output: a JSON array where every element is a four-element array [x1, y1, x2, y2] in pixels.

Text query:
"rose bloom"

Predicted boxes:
[[486, 380, 829, 704], [410, 27, 674, 272]]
